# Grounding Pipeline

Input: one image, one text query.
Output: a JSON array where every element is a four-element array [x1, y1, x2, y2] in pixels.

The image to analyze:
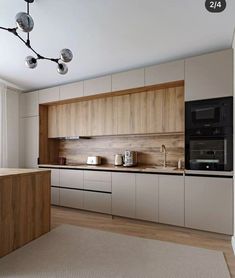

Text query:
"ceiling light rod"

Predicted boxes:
[[0, 0, 73, 74]]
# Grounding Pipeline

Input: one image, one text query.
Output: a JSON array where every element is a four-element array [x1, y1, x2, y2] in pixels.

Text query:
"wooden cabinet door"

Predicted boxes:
[[48, 105, 58, 138], [146, 89, 165, 133], [163, 87, 184, 133], [114, 94, 131, 135], [112, 172, 136, 218], [185, 176, 233, 235], [135, 174, 158, 222], [159, 175, 184, 227], [130, 92, 147, 134]]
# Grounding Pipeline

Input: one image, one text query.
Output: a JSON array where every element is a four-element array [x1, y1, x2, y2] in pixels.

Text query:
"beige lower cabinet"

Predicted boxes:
[[159, 175, 185, 227], [185, 176, 233, 235], [84, 191, 111, 214], [112, 172, 136, 218], [51, 169, 60, 186], [135, 174, 158, 222], [60, 169, 83, 189], [60, 188, 83, 209], [51, 187, 60, 205]]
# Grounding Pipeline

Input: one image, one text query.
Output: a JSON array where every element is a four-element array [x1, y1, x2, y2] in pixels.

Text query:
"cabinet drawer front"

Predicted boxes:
[[84, 191, 111, 214], [60, 188, 83, 209], [84, 180, 111, 192], [51, 169, 60, 186], [51, 187, 60, 205], [60, 170, 84, 189], [84, 171, 111, 182]]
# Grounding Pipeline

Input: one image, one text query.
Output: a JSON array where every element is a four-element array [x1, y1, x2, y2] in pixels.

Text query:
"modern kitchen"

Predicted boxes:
[[0, 1, 235, 278]]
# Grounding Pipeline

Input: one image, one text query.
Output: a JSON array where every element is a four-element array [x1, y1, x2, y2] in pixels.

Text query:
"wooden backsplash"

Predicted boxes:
[[59, 133, 184, 167]]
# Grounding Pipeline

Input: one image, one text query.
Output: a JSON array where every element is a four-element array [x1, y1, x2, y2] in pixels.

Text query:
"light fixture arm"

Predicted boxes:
[[0, 0, 73, 74]]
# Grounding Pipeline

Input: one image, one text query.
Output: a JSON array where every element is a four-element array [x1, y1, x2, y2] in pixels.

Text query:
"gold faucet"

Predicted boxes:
[[160, 144, 167, 168]]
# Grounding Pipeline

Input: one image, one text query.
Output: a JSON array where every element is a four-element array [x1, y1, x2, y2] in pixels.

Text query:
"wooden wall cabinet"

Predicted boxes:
[[47, 85, 184, 138]]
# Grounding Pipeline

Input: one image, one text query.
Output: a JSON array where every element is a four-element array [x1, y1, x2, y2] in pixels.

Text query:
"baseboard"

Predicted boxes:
[[231, 236, 235, 254]]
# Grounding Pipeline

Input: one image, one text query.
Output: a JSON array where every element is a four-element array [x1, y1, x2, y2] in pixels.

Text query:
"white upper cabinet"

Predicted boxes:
[[84, 76, 111, 96], [145, 60, 185, 86], [60, 81, 84, 100], [20, 91, 39, 117], [38, 86, 60, 104], [112, 69, 145, 91], [185, 49, 233, 101]]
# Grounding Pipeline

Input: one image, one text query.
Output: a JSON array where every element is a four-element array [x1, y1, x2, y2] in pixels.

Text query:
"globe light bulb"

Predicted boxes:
[[60, 49, 73, 63], [15, 12, 34, 32], [25, 56, 37, 69], [57, 63, 68, 75]]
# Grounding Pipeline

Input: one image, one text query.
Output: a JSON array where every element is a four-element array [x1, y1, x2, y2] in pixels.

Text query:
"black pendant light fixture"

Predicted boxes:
[[0, 0, 73, 74]]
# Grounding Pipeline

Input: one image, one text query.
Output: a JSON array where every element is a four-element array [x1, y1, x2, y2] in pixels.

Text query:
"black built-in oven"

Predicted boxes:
[[185, 97, 233, 171]]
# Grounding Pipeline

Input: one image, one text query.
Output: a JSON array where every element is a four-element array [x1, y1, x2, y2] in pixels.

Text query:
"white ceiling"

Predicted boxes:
[[0, 0, 234, 91]]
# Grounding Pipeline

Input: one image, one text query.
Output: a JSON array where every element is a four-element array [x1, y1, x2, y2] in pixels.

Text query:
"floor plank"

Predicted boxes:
[[51, 206, 235, 277]]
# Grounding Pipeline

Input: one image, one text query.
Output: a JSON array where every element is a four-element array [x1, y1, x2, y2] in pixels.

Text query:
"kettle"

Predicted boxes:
[[114, 154, 123, 166]]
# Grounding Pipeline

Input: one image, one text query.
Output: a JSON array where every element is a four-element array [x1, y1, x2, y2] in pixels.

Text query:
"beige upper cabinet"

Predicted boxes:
[[145, 60, 185, 86], [112, 69, 145, 92], [185, 49, 233, 101], [38, 87, 60, 104], [84, 76, 111, 96], [60, 81, 83, 101], [20, 91, 39, 117]]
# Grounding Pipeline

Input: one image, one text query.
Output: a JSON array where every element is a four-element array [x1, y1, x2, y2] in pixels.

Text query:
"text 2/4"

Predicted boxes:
[[205, 0, 226, 13], [210, 1, 222, 9]]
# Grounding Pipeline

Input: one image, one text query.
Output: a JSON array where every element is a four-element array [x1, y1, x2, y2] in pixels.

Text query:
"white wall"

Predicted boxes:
[[6, 88, 20, 168], [232, 33, 235, 247]]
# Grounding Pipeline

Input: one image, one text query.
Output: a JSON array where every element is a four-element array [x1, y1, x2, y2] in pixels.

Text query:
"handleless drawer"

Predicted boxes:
[[51, 169, 60, 186], [60, 169, 84, 189], [84, 191, 111, 214], [84, 171, 111, 182], [84, 180, 111, 192], [60, 188, 83, 209]]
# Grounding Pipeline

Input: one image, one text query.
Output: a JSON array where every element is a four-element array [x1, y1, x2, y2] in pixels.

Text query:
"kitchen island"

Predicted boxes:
[[0, 168, 51, 258]]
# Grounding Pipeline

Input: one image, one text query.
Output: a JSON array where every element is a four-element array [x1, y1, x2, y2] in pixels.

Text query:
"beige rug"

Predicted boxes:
[[0, 225, 230, 278]]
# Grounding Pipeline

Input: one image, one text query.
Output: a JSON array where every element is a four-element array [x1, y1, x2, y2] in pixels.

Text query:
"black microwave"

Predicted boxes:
[[186, 97, 233, 130]]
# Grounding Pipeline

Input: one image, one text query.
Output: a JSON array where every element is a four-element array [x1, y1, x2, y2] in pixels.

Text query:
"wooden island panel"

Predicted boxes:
[[0, 170, 51, 258]]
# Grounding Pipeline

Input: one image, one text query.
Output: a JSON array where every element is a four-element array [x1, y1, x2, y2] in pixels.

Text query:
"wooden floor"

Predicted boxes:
[[52, 206, 235, 277]]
